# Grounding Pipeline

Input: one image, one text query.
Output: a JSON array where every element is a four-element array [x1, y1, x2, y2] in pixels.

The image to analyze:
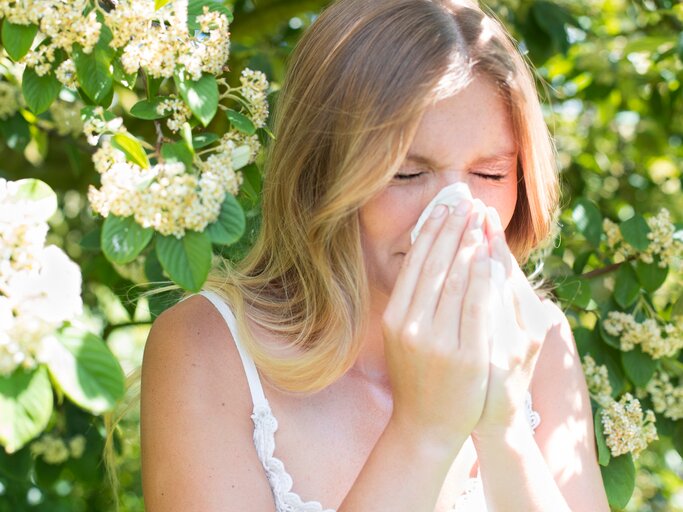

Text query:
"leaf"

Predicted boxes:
[[101, 215, 154, 265], [111, 133, 150, 169], [531, 1, 576, 55], [0, 366, 53, 454], [555, 276, 592, 309], [600, 453, 635, 509], [621, 345, 657, 388], [155, 231, 212, 292], [130, 98, 168, 120], [672, 295, 683, 320], [48, 327, 126, 415], [226, 108, 256, 135], [205, 193, 246, 245], [22, 67, 61, 114], [0, 113, 31, 151], [613, 263, 640, 308], [73, 42, 114, 105], [192, 132, 219, 148], [155, 0, 173, 8], [1, 21, 38, 61], [594, 408, 610, 466], [232, 144, 251, 170], [673, 421, 683, 459], [599, 319, 622, 350], [619, 215, 650, 251], [174, 71, 218, 127], [635, 259, 668, 293], [572, 198, 603, 248], [161, 141, 194, 170]]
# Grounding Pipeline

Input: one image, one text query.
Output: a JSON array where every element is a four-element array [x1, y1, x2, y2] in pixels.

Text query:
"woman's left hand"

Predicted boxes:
[[472, 207, 559, 439]]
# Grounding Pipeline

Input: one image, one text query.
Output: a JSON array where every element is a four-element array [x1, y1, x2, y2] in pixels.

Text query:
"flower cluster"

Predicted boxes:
[[83, 107, 124, 146], [1, 0, 102, 77], [581, 355, 613, 407], [87, 141, 246, 238], [0, 178, 83, 376], [603, 209, 682, 268], [30, 433, 86, 465], [0, 81, 21, 119], [239, 68, 269, 128], [49, 99, 84, 137], [603, 311, 683, 359], [156, 97, 192, 133], [646, 371, 683, 421], [110, 1, 231, 81], [600, 393, 658, 459]]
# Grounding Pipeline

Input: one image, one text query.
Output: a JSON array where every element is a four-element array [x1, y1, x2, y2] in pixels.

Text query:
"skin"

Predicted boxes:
[[140, 75, 609, 511]]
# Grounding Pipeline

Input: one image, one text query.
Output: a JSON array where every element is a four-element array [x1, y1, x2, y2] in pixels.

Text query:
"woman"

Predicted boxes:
[[140, 0, 610, 510]]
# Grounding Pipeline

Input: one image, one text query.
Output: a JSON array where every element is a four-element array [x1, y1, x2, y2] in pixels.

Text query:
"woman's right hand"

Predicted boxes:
[[381, 201, 492, 455]]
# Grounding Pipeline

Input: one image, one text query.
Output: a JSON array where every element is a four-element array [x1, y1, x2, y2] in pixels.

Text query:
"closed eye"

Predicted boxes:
[[474, 173, 505, 181], [393, 172, 425, 180]]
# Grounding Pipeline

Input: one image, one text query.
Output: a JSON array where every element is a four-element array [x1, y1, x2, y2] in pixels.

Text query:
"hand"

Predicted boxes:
[[473, 207, 558, 438], [382, 201, 492, 454]]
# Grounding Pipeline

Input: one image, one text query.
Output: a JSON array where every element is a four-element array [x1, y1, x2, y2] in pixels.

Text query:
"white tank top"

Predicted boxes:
[[198, 289, 541, 511]]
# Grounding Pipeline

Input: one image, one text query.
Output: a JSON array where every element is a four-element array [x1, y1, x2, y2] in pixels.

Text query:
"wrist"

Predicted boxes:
[[471, 412, 531, 447], [385, 417, 468, 465]]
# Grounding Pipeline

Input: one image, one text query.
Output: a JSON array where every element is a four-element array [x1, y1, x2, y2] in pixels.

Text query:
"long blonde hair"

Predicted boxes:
[[204, 0, 559, 394]]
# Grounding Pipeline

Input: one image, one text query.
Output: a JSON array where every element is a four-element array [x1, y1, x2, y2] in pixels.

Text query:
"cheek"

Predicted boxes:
[[470, 181, 518, 229]]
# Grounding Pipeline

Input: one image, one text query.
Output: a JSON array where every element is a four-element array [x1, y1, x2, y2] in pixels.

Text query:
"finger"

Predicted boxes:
[[432, 216, 482, 350], [457, 242, 491, 364], [484, 205, 505, 241], [384, 203, 453, 324], [406, 201, 476, 326]]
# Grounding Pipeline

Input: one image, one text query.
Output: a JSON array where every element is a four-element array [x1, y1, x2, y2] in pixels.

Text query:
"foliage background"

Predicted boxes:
[[0, 0, 682, 510]]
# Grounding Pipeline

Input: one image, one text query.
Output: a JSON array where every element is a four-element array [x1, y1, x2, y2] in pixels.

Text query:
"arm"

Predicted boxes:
[[471, 302, 610, 512], [140, 296, 277, 512]]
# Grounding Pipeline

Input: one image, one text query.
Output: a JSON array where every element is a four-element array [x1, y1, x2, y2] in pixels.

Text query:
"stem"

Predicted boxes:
[[579, 255, 638, 280], [103, 320, 152, 339]]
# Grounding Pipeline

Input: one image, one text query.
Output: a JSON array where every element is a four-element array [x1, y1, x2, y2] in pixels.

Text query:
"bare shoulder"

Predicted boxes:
[[140, 294, 275, 512]]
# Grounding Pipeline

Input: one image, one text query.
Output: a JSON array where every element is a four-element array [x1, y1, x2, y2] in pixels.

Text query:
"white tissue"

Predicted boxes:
[[410, 182, 508, 368]]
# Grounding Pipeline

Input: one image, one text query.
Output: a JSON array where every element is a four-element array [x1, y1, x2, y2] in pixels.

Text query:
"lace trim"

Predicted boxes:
[[251, 403, 336, 512], [252, 393, 540, 512]]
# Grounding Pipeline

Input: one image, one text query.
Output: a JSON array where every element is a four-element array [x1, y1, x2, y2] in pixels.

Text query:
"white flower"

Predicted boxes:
[[601, 393, 657, 459]]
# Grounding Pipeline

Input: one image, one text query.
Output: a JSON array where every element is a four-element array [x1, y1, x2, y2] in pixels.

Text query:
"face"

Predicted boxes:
[[359, 76, 519, 299]]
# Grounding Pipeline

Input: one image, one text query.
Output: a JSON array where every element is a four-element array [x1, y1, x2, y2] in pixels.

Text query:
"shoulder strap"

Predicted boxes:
[[198, 290, 269, 409]]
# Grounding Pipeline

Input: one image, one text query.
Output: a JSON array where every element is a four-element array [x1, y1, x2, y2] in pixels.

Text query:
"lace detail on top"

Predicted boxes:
[[252, 402, 335, 512], [197, 289, 541, 512]]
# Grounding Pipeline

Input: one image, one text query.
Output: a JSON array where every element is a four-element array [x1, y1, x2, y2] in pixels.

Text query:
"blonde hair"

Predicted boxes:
[[209, 0, 560, 394]]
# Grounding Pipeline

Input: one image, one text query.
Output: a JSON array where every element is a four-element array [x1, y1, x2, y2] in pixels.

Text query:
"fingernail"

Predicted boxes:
[[454, 200, 471, 216], [430, 204, 447, 218]]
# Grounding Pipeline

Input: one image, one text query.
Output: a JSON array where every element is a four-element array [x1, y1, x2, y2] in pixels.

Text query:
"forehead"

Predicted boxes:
[[406, 76, 516, 169]]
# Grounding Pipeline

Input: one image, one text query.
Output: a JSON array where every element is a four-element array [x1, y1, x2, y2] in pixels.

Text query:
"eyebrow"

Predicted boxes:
[[404, 150, 518, 169]]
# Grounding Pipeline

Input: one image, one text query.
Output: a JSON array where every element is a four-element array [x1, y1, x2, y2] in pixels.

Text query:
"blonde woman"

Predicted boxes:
[[140, 0, 610, 510]]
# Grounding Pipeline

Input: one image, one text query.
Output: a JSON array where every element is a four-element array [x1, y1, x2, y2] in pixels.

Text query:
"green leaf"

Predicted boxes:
[[129, 98, 167, 120], [73, 42, 114, 105], [601, 453, 635, 509], [635, 259, 668, 293], [531, 1, 576, 55], [0, 366, 53, 454], [192, 132, 219, 148], [613, 263, 640, 308], [111, 133, 150, 169], [599, 319, 622, 350], [672, 295, 683, 320], [594, 408, 610, 466], [619, 215, 650, 251], [0, 445, 32, 482], [155, 231, 212, 292], [0, 113, 31, 151], [101, 215, 154, 264], [226, 108, 256, 135], [48, 327, 126, 415], [155, 0, 173, 8], [205, 193, 246, 245], [1, 21, 38, 61], [621, 345, 657, 388], [161, 141, 194, 170], [22, 67, 61, 114], [572, 198, 603, 248], [174, 71, 218, 127], [673, 421, 683, 459], [112, 59, 137, 89], [232, 144, 251, 170], [555, 276, 592, 309]]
